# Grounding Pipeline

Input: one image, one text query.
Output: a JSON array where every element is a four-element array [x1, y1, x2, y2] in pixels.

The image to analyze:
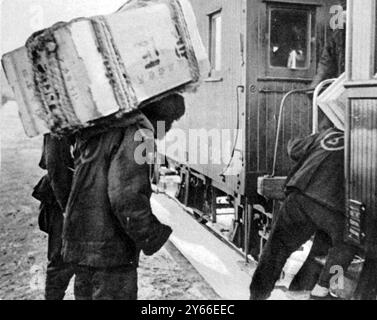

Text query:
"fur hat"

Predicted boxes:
[[141, 93, 186, 135]]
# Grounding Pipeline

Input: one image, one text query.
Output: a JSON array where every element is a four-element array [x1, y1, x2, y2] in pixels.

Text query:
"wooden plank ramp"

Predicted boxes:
[[151, 193, 308, 300]]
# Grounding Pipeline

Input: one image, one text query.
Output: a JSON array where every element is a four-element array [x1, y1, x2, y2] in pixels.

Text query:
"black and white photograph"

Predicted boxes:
[[0, 0, 376, 305]]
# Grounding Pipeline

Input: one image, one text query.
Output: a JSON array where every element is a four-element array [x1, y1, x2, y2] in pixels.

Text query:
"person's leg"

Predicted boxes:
[[353, 256, 377, 300], [45, 257, 74, 300], [45, 206, 74, 300], [74, 266, 94, 300], [300, 196, 357, 294], [353, 215, 377, 300], [250, 193, 316, 300], [91, 266, 138, 300], [289, 231, 332, 291], [317, 243, 356, 290]]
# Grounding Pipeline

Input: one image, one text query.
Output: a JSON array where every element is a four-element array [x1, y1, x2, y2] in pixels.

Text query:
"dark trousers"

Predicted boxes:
[[45, 206, 74, 300], [353, 257, 377, 300], [249, 192, 357, 300], [45, 258, 74, 300], [74, 265, 138, 300], [289, 231, 331, 291]]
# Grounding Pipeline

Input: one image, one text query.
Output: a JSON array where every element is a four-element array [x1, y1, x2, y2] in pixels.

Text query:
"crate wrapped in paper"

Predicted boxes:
[[1, 0, 209, 137]]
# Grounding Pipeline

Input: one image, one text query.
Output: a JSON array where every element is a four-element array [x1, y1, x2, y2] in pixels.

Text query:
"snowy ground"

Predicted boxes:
[[0, 101, 219, 300], [0, 100, 359, 301]]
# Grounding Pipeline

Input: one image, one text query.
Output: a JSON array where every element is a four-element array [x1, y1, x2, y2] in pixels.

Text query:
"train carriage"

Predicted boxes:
[[157, 0, 343, 257]]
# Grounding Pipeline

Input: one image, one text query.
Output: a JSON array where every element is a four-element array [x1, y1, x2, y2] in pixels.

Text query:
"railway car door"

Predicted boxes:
[[245, 0, 339, 200], [243, 0, 340, 255]]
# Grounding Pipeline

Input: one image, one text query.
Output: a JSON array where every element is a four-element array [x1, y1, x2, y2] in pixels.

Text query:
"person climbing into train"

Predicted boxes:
[[61, 94, 185, 300], [249, 110, 358, 300], [288, 0, 348, 294], [32, 134, 75, 300]]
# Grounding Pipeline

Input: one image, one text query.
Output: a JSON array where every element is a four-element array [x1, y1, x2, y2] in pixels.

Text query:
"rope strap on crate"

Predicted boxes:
[[26, 23, 81, 135], [91, 17, 138, 114]]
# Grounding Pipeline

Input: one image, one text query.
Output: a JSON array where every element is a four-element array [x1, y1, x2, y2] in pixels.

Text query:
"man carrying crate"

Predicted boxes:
[[61, 94, 185, 300]]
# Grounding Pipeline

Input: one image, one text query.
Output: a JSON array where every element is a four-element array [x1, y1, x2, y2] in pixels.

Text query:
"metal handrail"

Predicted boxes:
[[271, 79, 337, 177], [271, 88, 313, 177]]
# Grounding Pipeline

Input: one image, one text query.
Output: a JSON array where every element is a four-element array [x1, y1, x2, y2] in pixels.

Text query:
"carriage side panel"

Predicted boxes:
[[161, 0, 247, 195]]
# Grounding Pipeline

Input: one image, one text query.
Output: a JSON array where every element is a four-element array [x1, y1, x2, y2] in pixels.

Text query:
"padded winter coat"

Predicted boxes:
[[285, 128, 345, 213], [62, 112, 172, 268]]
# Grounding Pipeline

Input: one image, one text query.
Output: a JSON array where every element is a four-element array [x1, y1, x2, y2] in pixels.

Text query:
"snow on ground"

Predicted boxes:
[[1, 100, 358, 301], [0, 101, 219, 300]]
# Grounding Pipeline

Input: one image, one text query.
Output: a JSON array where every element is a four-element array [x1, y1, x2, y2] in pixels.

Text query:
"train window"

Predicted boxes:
[[269, 8, 311, 70], [375, 39, 377, 79], [209, 10, 222, 76], [375, 6, 377, 78]]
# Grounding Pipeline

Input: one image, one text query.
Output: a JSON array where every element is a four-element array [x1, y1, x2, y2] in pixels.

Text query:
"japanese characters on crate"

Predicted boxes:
[[1, 0, 209, 137]]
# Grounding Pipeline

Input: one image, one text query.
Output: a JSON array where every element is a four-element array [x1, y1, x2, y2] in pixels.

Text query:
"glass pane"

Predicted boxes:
[[210, 13, 222, 72], [269, 9, 310, 69], [214, 15, 222, 71], [375, 6, 377, 77]]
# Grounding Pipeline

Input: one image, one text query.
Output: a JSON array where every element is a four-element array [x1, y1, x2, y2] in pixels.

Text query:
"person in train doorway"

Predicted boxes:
[[249, 110, 358, 300], [32, 134, 75, 300], [61, 94, 185, 300], [311, 1, 346, 89], [288, 0, 348, 294]]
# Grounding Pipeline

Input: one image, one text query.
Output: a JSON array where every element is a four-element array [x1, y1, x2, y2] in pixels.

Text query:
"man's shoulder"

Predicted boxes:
[[330, 28, 346, 47], [319, 128, 344, 151]]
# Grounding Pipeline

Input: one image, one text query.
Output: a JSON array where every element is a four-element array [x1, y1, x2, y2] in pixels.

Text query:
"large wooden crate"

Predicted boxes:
[[1, 0, 209, 137]]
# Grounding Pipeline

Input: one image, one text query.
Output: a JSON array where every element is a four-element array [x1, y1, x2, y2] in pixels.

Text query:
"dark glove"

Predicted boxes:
[[142, 223, 172, 256]]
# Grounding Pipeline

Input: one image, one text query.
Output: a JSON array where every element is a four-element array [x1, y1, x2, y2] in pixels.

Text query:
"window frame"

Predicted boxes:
[[374, 4, 377, 78], [263, 3, 317, 79], [268, 7, 312, 70], [208, 8, 223, 79]]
